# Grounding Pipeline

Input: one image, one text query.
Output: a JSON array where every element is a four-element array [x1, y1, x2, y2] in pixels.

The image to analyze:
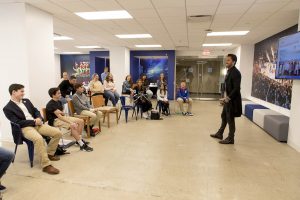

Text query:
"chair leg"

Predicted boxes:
[[103, 113, 106, 123], [118, 109, 122, 121], [27, 142, 34, 168], [116, 110, 119, 124], [86, 119, 90, 138], [12, 144, 18, 163], [107, 113, 110, 128], [125, 110, 129, 123]]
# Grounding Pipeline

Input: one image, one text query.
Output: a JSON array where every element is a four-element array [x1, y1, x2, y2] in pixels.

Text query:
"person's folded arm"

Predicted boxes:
[[54, 110, 72, 124]]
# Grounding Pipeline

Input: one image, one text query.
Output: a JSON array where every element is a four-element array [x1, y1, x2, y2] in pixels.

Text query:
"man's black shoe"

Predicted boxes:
[[210, 133, 223, 140], [80, 144, 93, 152], [219, 137, 234, 144]]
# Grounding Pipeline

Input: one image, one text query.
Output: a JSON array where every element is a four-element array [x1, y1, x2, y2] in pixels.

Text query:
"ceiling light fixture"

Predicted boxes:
[[116, 34, 152, 39], [207, 31, 249, 36], [75, 45, 101, 49], [135, 44, 162, 48], [60, 52, 82, 54], [202, 43, 232, 47], [53, 35, 73, 41], [75, 10, 132, 20]]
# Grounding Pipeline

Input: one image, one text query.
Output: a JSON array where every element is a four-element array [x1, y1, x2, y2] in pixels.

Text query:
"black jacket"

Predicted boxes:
[[224, 66, 242, 117], [58, 80, 75, 98], [3, 98, 43, 128]]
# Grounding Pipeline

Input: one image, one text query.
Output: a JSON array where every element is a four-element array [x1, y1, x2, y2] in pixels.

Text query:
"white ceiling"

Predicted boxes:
[[3, 0, 300, 54]]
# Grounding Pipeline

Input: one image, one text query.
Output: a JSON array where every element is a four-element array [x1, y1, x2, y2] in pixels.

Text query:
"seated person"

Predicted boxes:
[[157, 83, 169, 116], [60, 72, 69, 82], [101, 66, 109, 83], [72, 83, 102, 135], [103, 73, 120, 107], [46, 87, 93, 152], [0, 147, 14, 192], [3, 84, 61, 175], [122, 75, 133, 95], [89, 73, 108, 105], [133, 79, 152, 119], [157, 73, 167, 88], [177, 81, 193, 116], [58, 75, 76, 104], [141, 74, 153, 98]]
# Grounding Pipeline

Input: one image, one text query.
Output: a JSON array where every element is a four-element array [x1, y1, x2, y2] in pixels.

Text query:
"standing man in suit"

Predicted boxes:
[[210, 54, 242, 144], [3, 84, 62, 174]]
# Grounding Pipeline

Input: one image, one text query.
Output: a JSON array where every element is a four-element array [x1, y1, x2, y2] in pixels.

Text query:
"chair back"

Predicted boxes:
[[91, 95, 105, 108], [41, 108, 48, 122], [67, 100, 76, 116], [10, 122, 23, 145]]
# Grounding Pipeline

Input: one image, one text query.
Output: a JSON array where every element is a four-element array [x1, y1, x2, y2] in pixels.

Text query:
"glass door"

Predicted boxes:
[[176, 57, 225, 100]]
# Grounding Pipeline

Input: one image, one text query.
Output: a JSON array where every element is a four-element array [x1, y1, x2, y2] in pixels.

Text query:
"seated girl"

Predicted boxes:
[[122, 75, 133, 95], [157, 83, 169, 116], [133, 79, 152, 119]]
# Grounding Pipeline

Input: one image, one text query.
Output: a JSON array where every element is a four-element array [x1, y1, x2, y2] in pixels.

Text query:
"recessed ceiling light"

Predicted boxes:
[[202, 43, 232, 47], [60, 52, 82, 54], [135, 44, 162, 48], [75, 10, 132, 20], [116, 34, 152, 39], [207, 31, 249, 36], [75, 45, 101, 49], [53, 35, 73, 41]]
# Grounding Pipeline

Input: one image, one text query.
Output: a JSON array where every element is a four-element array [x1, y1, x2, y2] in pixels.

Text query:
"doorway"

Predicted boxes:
[[176, 57, 225, 100]]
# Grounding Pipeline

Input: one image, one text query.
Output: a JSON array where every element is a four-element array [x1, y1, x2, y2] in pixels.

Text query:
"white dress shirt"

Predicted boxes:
[[12, 99, 34, 120]]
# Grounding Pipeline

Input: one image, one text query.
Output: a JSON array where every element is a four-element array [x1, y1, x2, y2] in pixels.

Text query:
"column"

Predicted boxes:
[[108, 47, 130, 93], [0, 3, 56, 141]]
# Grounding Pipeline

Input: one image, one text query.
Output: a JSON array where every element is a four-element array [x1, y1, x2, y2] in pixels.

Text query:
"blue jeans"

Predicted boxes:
[[0, 147, 14, 178], [104, 90, 120, 106]]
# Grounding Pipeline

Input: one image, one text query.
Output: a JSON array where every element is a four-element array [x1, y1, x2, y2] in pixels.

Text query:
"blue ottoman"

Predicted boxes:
[[245, 104, 268, 121]]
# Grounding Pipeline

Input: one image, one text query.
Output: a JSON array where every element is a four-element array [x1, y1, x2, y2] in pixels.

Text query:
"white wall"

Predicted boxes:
[[109, 47, 130, 93], [287, 11, 300, 152], [0, 3, 55, 141]]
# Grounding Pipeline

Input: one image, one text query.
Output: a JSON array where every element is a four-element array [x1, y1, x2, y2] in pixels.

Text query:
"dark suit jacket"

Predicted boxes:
[[224, 66, 242, 118], [3, 98, 43, 128]]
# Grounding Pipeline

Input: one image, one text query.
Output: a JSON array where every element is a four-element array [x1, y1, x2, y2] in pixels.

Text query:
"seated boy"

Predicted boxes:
[[3, 84, 61, 175], [46, 87, 93, 152], [72, 83, 102, 135], [176, 81, 193, 116]]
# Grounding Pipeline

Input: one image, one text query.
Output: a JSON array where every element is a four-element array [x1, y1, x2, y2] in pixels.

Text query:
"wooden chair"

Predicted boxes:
[[67, 101, 91, 138], [91, 95, 119, 128]]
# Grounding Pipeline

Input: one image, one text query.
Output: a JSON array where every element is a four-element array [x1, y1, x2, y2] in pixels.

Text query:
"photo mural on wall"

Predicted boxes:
[[251, 25, 298, 109], [60, 54, 90, 84], [138, 57, 168, 83]]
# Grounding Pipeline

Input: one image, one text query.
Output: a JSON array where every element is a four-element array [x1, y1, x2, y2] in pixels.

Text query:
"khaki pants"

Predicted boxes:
[[22, 124, 62, 168], [80, 110, 102, 128], [53, 116, 81, 129], [177, 98, 193, 113]]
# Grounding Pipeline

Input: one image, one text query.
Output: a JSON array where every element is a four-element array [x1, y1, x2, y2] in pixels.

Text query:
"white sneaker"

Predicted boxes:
[[186, 112, 194, 116], [143, 113, 149, 119]]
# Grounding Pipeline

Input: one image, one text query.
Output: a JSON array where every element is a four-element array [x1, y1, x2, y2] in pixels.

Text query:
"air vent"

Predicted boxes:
[[188, 15, 212, 23]]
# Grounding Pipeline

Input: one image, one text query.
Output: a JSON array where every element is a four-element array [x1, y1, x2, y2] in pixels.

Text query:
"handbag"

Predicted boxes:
[[150, 110, 161, 120]]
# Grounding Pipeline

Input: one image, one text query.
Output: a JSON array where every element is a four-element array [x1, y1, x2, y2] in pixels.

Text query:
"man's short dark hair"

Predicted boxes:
[[74, 83, 82, 90], [70, 75, 76, 80], [9, 84, 24, 95], [48, 87, 60, 98], [227, 54, 237, 64]]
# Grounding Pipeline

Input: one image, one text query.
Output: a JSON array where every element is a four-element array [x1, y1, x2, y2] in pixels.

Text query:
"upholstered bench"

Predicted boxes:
[[245, 104, 268, 121], [253, 109, 281, 128], [264, 115, 289, 142], [242, 101, 257, 115]]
